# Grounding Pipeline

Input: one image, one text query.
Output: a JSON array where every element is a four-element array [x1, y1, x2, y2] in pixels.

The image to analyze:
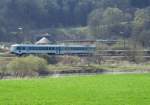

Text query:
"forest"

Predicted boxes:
[[0, 0, 150, 46]]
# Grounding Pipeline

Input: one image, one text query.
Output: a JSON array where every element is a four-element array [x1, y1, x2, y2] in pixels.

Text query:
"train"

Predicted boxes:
[[10, 44, 96, 56]]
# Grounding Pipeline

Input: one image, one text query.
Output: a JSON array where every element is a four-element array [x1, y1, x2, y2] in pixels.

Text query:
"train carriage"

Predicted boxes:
[[10, 44, 96, 56]]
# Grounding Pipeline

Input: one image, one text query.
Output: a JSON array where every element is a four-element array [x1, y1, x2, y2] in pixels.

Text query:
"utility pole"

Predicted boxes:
[[120, 31, 126, 49]]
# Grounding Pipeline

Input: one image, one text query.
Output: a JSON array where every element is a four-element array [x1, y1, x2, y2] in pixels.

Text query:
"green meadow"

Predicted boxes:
[[0, 74, 150, 105]]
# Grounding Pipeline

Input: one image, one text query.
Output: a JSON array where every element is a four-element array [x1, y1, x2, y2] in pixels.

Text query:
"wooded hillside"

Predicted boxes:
[[0, 0, 150, 44]]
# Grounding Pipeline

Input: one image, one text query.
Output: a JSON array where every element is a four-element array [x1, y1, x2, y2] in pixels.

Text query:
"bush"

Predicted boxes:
[[127, 44, 145, 63], [0, 66, 7, 79], [111, 40, 125, 50], [59, 56, 81, 65], [36, 54, 59, 64], [7, 55, 48, 77]]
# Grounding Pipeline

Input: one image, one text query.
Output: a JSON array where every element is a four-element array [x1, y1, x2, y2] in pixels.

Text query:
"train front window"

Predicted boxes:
[[17, 47, 21, 50], [11, 46, 17, 51]]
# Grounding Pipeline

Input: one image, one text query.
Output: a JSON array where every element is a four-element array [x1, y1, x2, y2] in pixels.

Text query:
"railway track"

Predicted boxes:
[[93, 55, 150, 58], [95, 50, 150, 56], [1, 50, 150, 58], [0, 52, 16, 60]]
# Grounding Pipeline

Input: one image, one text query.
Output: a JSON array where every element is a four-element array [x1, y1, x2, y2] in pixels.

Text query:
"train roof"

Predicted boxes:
[[11, 44, 96, 47]]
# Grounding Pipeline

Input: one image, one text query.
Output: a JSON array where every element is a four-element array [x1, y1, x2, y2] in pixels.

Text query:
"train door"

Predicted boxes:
[[56, 47, 60, 55], [26, 47, 29, 54]]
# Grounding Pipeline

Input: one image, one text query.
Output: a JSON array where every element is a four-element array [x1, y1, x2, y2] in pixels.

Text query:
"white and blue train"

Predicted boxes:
[[10, 44, 96, 55]]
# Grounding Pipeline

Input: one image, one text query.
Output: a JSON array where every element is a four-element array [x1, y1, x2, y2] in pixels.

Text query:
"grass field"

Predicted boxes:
[[0, 74, 150, 105]]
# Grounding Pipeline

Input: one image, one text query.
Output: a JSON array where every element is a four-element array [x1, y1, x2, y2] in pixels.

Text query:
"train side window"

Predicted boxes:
[[60, 47, 63, 50], [32, 47, 35, 50], [22, 47, 25, 50], [57, 47, 60, 50], [35, 47, 37, 50], [50, 47, 53, 50], [44, 47, 46, 50], [49, 47, 51, 50], [36, 47, 39, 50]]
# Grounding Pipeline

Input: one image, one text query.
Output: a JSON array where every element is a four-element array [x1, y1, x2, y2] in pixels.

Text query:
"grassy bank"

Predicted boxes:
[[47, 63, 150, 72], [1, 55, 150, 78], [0, 74, 150, 105], [88, 64, 150, 71]]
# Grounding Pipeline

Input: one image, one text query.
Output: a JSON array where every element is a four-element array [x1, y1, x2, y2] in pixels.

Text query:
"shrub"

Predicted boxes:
[[111, 40, 126, 50], [36, 54, 59, 64], [127, 44, 145, 63], [59, 56, 81, 65], [7, 55, 48, 77], [0, 66, 7, 79]]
